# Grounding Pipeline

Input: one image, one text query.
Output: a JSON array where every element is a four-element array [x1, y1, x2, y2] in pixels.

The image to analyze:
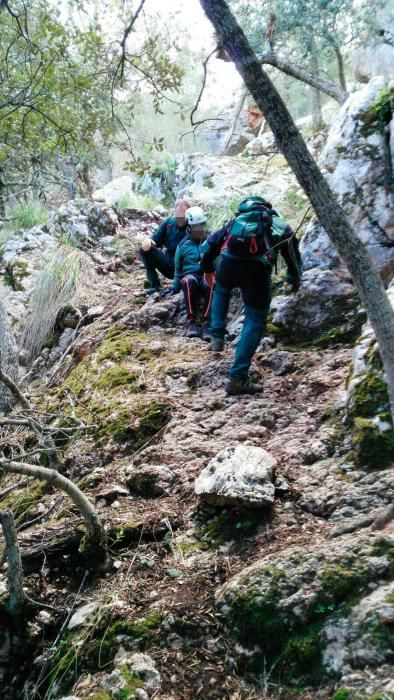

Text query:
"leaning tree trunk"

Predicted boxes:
[[0, 298, 18, 414], [199, 0, 394, 422]]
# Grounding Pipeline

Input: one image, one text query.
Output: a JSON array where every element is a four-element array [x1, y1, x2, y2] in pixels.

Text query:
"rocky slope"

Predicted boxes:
[[0, 78, 393, 700]]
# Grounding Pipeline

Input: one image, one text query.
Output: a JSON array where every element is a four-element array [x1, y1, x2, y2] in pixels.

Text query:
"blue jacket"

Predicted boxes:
[[172, 235, 205, 292], [152, 216, 187, 258]]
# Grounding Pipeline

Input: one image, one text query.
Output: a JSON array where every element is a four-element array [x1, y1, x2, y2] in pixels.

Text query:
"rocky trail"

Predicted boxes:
[[1, 75, 394, 700], [1, 211, 393, 700]]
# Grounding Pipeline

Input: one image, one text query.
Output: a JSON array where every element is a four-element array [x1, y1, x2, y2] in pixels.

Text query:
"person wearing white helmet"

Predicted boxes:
[[167, 206, 214, 339], [138, 199, 191, 293]]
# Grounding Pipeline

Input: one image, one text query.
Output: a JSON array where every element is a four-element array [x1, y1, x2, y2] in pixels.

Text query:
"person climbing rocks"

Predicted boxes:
[[169, 206, 214, 340], [200, 195, 302, 396], [138, 199, 191, 293]]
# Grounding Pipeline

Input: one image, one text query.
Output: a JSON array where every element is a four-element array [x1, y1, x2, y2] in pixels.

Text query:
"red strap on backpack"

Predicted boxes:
[[250, 238, 258, 254]]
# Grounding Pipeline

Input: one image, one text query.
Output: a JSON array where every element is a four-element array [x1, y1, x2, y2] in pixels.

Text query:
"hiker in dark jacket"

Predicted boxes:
[[171, 206, 213, 340], [200, 195, 302, 396], [139, 199, 191, 293]]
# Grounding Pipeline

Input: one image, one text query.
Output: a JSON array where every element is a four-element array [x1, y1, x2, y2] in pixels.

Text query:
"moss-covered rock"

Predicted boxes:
[[216, 534, 393, 684], [352, 417, 394, 469]]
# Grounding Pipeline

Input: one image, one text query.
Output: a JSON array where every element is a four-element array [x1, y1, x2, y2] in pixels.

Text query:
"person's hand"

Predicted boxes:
[[204, 272, 215, 288], [140, 236, 155, 252], [284, 279, 300, 294]]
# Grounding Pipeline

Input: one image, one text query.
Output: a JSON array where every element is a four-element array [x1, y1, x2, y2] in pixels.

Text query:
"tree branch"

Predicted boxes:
[[257, 50, 347, 104], [0, 458, 107, 563]]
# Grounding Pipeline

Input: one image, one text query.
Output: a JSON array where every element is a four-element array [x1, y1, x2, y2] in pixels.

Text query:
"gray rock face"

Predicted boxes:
[[310, 77, 394, 281], [275, 77, 394, 338], [300, 219, 341, 272], [195, 444, 276, 508], [271, 268, 357, 340]]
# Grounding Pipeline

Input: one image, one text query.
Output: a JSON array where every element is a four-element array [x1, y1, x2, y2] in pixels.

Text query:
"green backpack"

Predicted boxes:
[[225, 195, 274, 258]]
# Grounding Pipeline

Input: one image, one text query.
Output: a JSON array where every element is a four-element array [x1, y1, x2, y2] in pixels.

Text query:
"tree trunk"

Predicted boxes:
[[199, 0, 394, 422], [257, 49, 347, 104], [309, 37, 324, 131], [221, 87, 248, 153], [331, 40, 347, 94], [0, 299, 18, 415], [0, 459, 107, 565], [0, 508, 26, 613]]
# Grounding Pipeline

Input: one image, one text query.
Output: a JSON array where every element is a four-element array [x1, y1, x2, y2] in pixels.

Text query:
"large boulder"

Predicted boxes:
[[271, 268, 358, 342], [195, 444, 276, 508], [215, 531, 394, 690]]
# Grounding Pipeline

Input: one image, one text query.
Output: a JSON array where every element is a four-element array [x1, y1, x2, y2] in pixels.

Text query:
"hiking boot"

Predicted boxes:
[[225, 376, 263, 396], [201, 323, 212, 342], [146, 286, 160, 295], [186, 320, 199, 338], [208, 337, 224, 352]]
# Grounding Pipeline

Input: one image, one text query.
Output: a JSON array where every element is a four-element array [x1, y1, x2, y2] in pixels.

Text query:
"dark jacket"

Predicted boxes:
[[152, 216, 187, 258], [172, 234, 205, 292], [200, 213, 302, 286]]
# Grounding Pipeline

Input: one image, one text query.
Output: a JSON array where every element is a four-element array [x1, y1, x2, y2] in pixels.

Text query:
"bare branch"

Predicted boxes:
[[0, 458, 107, 563], [190, 47, 219, 127]]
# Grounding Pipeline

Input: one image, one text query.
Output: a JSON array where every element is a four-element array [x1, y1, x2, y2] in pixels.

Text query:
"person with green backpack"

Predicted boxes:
[[200, 195, 302, 396]]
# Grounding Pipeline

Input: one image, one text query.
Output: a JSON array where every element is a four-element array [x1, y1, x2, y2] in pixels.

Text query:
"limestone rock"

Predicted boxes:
[[244, 132, 276, 156], [299, 219, 341, 272], [276, 78, 394, 336], [94, 483, 130, 504], [50, 199, 118, 245], [68, 601, 98, 630], [195, 444, 276, 508], [114, 649, 161, 690], [126, 465, 177, 497]]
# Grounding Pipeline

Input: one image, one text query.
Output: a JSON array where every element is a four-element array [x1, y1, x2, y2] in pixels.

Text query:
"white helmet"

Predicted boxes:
[[185, 206, 207, 226]]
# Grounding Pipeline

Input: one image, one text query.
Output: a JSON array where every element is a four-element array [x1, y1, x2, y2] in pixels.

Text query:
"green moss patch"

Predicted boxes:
[[1, 480, 48, 522], [93, 398, 168, 447], [85, 612, 162, 669], [97, 326, 134, 361], [362, 85, 393, 135], [351, 372, 390, 419], [352, 417, 394, 469], [93, 366, 140, 391]]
